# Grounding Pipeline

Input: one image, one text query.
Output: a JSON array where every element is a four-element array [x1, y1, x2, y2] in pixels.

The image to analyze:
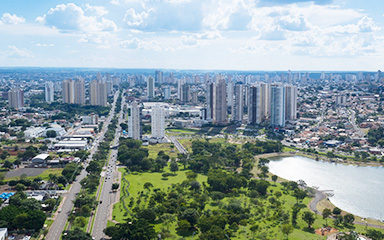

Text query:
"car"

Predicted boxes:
[[58, 208, 62, 213]]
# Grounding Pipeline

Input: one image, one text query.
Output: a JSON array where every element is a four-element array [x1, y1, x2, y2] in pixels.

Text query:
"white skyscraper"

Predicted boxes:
[[285, 85, 298, 121], [128, 101, 142, 140], [151, 104, 165, 139], [227, 82, 234, 107], [45, 81, 54, 103], [233, 83, 244, 122], [270, 84, 286, 127], [206, 81, 214, 120], [147, 76, 155, 98]]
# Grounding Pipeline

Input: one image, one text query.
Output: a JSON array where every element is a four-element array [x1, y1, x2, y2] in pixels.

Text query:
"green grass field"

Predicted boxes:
[[144, 143, 178, 159]]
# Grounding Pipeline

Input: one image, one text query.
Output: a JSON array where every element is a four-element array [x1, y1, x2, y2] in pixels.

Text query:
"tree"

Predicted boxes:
[[15, 183, 25, 192], [176, 219, 191, 233], [178, 208, 199, 226], [143, 182, 153, 191], [62, 228, 92, 240], [322, 208, 332, 225], [271, 175, 278, 183], [104, 218, 157, 240], [302, 211, 315, 228], [3, 160, 12, 169], [160, 213, 176, 230], [74, 216, 87, 228], [293, 189, 307, 203], [112, 183, 119, 191], [332, 207, 342, 216], [170, 160, 179, 172], [282, 224, 294, 239], [343, 214, 355, 227], [86, 161, 101, 174], [46, 130, 57, 138]]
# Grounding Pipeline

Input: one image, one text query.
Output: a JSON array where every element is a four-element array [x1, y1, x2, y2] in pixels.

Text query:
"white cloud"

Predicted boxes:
[[37, 3, 117, 33], [85, 4, 108, 17], [259, 26, 286, 40], [6, 45, 33, 58], [277, 15, 308, 31], [123, 8, 154, 28], [36, 43, 55, 47], [358, 16, 380, 32], [0, 13, 25, 25], [120, 38, 140, 48], [182, 36, 198, 46], [119, 38, 162, 50]]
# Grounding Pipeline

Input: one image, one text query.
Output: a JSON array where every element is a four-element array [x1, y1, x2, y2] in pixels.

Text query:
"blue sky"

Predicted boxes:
[[0, 0, 383, 71]]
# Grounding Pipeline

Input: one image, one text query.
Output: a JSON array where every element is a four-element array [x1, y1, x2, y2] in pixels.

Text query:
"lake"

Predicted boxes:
[[268, 155, 384, 220]]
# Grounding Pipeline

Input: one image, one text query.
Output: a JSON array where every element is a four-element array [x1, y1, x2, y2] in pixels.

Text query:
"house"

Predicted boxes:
[[32, 154, 50, 164], [0, 228, 7, 240]]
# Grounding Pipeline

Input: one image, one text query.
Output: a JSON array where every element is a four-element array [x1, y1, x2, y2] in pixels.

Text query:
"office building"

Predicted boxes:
[[128, 101, 142, 140], [151, 104, 165, 139], [8, 88, 24, 109], [147, 76, 155, 98], [285, 85, 298, 120], [62, 79, 75, 104], [45, 81, 54, 103], [270, 84, 286, 127], [74, 78, 85, 105], [233, 83, 244, 122], [90, 80, 107, 106]]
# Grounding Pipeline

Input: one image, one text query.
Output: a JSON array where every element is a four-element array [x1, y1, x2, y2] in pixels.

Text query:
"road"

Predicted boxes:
[[349, 109, 365, 138], [91, 95, 125, 240], [169, 136, 188, 154], [46, 92, 119, 240]]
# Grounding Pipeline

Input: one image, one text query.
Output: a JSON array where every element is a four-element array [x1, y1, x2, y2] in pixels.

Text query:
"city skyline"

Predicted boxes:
[[0, 0, 383, 71]]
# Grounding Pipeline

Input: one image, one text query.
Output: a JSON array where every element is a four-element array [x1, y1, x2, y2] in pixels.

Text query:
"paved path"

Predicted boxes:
[[169, 136, 188, 154]]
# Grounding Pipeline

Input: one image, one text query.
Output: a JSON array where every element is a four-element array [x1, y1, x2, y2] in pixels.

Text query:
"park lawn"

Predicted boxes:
[[144, 143, 178, 159], [112, 165, 207, 223], [283, 146, 296, 152], [5, 168, 63, 181]]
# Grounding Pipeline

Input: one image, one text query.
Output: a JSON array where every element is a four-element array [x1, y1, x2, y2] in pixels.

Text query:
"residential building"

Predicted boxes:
[[180, 84, 190, 103], [74, 78, 85, 105], [8, 88, 24, 109], [90, 80, 107, 106], [285, 85, 298, 120], [155, 70, 163, 84], [206, 81, 214, 120], [248, 85, 262, 125], [270, 84, 286, 127], [233, 83, 244, 122], [151, 104, 165, 139], [62, 79, 75, 104], [164, 86, 171, 100], [213, 79, 227, 124], [128, 101, 142, 140], [82, 113, 99, 125], [45, 81, 54, 103], [147, 76, 155, 98]]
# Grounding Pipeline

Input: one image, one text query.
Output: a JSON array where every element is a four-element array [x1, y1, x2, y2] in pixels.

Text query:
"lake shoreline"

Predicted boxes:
[[264, 154, 384, 228]]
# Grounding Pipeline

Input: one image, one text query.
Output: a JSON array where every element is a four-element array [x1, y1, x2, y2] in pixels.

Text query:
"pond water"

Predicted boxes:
[[268, 155, 384, 220]]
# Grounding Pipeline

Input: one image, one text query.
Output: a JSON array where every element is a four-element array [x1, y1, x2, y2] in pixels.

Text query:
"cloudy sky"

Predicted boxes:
[[0, 0, 383, 71]]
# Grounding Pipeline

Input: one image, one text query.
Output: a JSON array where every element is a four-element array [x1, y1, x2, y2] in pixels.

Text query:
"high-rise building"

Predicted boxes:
[[147, 76, 155, 98], [233, 83, 244, 122], [45, 81, 54, 103], [248, 85, 262, 125], [213, 79, 227, 124], [270, 84, 286, 127], [74, 78, 85, 105], [164, 86, 171, 100], [227, 82, 234, 107], [259, 83, 271, 119], [206, 81, 214, 120], [177, 78, 185, 99], [285, 85, 298, 121], [192, 91, 198, 105], [155, 71, 163, 84], [128, 101, 142, 140], [180, 84, 190, 103], [62, 79, 75, 104], [90, 80, 107, 106], [8, 88, 24, 109], [151, 104, 165, 139]]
